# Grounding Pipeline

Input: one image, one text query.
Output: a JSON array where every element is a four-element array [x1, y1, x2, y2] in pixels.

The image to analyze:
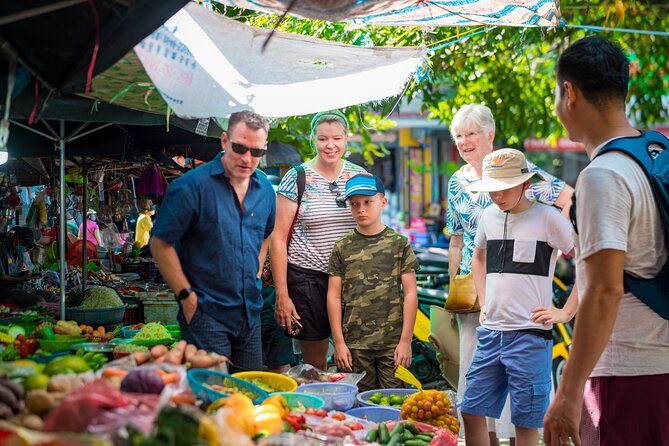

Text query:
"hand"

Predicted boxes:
[[333, 342, 353, 372], [478, 305, 487, 325], [394, 341, 412, 368], [531, 306, 571, 325], [275, 292, 300, 331], [182, 293, 198, 324], [543, 390, 583, 446]]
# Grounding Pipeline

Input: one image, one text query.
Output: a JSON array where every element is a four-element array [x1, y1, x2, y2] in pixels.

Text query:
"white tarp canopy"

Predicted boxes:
[[134, 3, 427, 119]]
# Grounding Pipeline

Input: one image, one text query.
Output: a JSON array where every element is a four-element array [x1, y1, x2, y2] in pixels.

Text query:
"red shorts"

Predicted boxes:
[[580, 373, 669, 445]]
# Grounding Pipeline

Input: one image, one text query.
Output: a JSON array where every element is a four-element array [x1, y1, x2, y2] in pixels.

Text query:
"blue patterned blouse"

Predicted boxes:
[[446, 160, 566, 275]]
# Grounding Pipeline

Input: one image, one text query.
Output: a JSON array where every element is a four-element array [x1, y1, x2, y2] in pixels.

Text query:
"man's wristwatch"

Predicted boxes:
[[176, 287, 194, 302]]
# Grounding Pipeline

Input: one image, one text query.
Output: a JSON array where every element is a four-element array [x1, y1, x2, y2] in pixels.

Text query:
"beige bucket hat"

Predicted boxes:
[[466, 148, 546, 193]]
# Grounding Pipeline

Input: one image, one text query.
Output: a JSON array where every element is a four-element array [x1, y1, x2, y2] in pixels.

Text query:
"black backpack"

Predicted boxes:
[[571, 130, 669, 319]]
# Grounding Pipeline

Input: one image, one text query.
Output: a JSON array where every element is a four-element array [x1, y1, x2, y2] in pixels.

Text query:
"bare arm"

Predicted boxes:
[[395, 271, 418, 367], [543, 249, 625, 446], [554, 184, 574, 218], [448, 235, 464, 279], [270, 194, 299, 328], [326, 275, 352, 371], [150, 236, 197, 322], [472, 247, 487, 323], [258, 237, 270, 279]]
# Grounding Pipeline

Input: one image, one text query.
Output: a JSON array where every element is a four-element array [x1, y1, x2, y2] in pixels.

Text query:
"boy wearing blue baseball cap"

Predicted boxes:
[[326, 174, 420, 391]]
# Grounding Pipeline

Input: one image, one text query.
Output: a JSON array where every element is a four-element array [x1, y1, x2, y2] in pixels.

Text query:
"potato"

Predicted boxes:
[[25, 390, 54, 416], [22, 414, 44, 430], [46, 378, 71, 393]]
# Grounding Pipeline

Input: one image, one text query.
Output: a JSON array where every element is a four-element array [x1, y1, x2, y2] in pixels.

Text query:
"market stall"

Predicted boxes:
[[0, 310, 460, 445]]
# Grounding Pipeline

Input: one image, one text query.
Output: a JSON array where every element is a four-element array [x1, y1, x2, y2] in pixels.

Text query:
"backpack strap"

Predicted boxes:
[[295, 165, 305, 207], [287, 165, 306, 247], [595, 129, 669, 238]]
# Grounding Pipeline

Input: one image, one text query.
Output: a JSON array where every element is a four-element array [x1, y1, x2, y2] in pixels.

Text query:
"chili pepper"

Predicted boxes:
[[285, 414, 304, 431]]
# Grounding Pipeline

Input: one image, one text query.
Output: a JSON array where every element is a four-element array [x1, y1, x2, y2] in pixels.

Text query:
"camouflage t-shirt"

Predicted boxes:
[[328, 227, 420, 349]]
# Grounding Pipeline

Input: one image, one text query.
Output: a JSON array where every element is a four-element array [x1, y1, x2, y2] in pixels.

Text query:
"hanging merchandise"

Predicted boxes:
[[135, 163, 166, 198]]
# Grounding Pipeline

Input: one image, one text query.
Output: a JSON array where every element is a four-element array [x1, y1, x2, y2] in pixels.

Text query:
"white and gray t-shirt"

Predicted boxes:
[[575, 143, 669, 377], [278, 161, 366, 273], [475, 202, 574, 331]]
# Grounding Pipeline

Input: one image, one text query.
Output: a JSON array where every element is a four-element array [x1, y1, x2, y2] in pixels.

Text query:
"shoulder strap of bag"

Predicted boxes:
[[286, 165, 305, 247]]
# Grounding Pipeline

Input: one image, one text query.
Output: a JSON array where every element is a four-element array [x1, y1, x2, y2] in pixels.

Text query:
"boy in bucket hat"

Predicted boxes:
[[460, 149, 578, 446], [326, 173, 420, 391]]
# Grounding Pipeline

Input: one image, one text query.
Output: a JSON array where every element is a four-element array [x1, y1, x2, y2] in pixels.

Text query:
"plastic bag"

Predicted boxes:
[[43, 379, 130, 433], [286, 364, 365, 386]]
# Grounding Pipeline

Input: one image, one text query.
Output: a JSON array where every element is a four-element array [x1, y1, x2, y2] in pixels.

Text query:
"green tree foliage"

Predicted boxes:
[[214, 0, 669, 152]]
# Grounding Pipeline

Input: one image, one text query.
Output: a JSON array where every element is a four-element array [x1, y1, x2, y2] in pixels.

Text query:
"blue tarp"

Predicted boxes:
[[218, 0, 562, 27]]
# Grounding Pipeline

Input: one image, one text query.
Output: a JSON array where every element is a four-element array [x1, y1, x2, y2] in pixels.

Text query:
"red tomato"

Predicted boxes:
[[346, 422, 364, 431], [331, 412, 346, 421], [315, 409, 328, 417]]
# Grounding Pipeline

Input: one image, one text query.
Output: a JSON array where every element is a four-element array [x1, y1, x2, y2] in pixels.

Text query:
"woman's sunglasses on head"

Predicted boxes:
[[230, 142, 267, 158]]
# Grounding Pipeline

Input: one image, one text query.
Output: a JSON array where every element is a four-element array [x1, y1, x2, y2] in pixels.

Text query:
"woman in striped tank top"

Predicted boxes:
[[271, 110, 366, 370]]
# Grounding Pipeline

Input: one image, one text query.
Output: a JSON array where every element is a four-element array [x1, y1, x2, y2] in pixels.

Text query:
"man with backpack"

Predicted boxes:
[[543, 36, 669, 446]]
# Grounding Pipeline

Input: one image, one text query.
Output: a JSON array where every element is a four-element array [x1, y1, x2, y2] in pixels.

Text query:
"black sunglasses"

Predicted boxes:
[[329, 181, 347, 208], [230, 141, 266, 158]]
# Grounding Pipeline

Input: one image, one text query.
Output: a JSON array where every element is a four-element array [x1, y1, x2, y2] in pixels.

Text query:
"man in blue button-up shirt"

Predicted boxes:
[[151, 110, 276, 371]]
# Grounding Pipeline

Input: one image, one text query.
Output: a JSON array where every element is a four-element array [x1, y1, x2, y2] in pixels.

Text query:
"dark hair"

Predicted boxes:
[[228, 110, 269, 135], [557, 36, 629, 106], [8, 226, 35, 248]]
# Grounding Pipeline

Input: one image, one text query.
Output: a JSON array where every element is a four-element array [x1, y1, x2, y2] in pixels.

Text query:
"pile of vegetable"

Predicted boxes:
[[367, 391, 409, 407], [366, 421, 436, 445], [67, 286, 124, 310], [113, 344, 149, 354], [400, 389, 459, 434], [133, 322, 171, 341], [131, 340, 228, 369]]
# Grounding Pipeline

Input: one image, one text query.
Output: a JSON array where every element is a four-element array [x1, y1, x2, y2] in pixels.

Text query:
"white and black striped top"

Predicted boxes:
[[278, 161, 366, 273]]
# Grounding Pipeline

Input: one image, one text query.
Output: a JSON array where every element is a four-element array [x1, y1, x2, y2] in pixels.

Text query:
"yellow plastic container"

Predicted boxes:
[[232, 371, 298, 393]]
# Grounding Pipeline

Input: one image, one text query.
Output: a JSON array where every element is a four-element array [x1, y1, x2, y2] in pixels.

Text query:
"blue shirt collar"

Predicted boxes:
[[209, 152, 261, 187]]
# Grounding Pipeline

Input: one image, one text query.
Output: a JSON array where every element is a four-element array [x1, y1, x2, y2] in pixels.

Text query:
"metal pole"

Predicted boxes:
[[59, 121, 66, 320], [82, 157, 88, 289]]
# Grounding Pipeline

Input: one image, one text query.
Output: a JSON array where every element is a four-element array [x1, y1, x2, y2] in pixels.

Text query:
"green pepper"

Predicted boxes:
[[387, 433, 402, 446], [378, 422, 390, 444], [404, 421, 420, 435], [389, 422, 404, 436]]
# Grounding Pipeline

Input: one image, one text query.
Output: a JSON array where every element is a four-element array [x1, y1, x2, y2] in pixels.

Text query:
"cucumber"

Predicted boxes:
[[404, 440, 431, 446], [403, 429, 415, 442], [387, 433, 402, 446], [365, 429, 378, 442], [378, 422, 390, 444], [404, 421, 420, 435], [389, 422, 404, 436], [415, 434, 434, 442]]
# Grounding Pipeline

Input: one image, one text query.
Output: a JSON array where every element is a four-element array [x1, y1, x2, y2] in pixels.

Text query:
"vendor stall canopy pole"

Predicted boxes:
[[59, 121, 65, 320], [10, 117, 113, 319]]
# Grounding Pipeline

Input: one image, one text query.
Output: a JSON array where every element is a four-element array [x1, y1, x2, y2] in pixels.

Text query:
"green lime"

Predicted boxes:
[[22, 373, 50, 391], [390, 395, 405, 405], [380, 397, 391, 406]]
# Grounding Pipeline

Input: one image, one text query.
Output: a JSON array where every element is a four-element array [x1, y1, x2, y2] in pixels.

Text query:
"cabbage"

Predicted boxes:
[[70, 286, 124, 310]]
